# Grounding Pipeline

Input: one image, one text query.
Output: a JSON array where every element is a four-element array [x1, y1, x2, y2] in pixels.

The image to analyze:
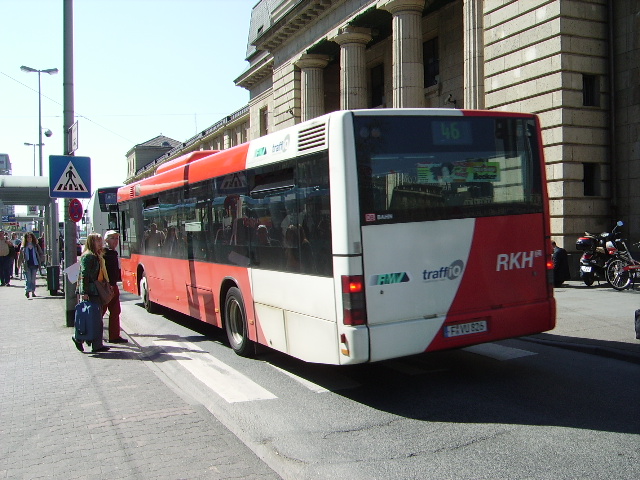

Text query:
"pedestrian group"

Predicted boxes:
[[72, 230, 126, 353], [2, 228, 127, 354]]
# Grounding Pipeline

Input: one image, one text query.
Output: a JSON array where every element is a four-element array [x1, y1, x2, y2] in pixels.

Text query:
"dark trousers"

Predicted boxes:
[[0, 255, 10, 284], [102, 285, 121, 341]]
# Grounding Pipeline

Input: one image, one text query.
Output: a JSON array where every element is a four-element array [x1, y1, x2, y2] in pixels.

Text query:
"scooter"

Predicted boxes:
[[576, 221, 624, 286]]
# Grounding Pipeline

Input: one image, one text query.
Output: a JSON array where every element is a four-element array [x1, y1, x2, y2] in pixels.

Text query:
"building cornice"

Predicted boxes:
[[235, 56, 274, 90], [253, 0, 336, 52]]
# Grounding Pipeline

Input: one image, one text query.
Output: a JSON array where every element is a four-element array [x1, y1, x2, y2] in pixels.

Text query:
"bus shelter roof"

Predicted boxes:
[[0, 175, 52, 206]]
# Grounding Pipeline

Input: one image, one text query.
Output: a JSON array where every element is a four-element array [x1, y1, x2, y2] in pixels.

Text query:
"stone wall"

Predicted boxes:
[[484, 0, 610, 249]]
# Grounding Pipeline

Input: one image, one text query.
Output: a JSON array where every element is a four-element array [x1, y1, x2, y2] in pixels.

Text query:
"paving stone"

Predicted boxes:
[[0, 277, 281, 480]]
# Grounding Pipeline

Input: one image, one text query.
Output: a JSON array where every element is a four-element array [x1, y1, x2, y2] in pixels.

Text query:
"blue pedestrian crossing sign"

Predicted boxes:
[[49, 155, 91, 198]]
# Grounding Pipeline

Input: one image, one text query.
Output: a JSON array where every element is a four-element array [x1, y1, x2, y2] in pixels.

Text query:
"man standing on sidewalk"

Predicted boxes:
[[0, 231, 12, 286], [103, 230, 127, 343]]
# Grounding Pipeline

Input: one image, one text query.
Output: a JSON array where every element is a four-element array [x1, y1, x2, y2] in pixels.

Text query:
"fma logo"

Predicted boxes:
[[370, 272, 410, 285], [423, 259, 465, 282]]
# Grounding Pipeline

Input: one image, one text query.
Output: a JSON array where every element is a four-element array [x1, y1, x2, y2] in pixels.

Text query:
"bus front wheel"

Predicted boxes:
[[140, 272, 159, 314], [225, 287, 254, 357]]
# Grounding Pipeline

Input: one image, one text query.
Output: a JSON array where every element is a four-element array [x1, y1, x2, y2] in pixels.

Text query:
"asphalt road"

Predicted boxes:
[[117, 281, 640, 480], [2, 276, 638, 479]]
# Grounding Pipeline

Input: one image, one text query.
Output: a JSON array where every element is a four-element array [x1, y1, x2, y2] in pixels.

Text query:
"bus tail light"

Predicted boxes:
[[547, 256, 555, 285], [342, 275, 367, 326]]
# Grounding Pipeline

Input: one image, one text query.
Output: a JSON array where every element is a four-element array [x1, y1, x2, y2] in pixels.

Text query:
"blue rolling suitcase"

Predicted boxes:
[[74, 301, 102, 341]]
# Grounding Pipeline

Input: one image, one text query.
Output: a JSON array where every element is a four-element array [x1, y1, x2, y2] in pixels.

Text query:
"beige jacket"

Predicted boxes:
[[0, 240, 9, 257]]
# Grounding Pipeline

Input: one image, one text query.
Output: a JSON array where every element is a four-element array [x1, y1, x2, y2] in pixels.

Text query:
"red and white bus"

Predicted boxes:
[[117, 109, 556, 365]]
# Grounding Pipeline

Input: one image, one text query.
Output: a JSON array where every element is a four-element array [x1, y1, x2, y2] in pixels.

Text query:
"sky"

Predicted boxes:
[[1, 0, 256, 213]]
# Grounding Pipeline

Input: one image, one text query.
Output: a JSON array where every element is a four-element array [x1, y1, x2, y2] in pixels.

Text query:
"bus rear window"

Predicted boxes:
[[354, 115, 543, 224]]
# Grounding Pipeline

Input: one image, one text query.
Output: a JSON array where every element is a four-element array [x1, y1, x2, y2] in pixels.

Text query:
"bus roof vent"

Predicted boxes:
[[298, 123, 326, 151]]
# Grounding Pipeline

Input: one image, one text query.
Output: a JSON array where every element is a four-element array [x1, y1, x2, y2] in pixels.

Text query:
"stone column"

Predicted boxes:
[[223, 128, 233, 150], [380, 0, 426, 108], [294, 54, 331, 121], [332, 26, 372, 110], [463, 0, 484, 109]]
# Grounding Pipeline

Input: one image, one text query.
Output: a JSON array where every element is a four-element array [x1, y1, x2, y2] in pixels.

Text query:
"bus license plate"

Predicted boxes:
[[444, 320, 488, 338]]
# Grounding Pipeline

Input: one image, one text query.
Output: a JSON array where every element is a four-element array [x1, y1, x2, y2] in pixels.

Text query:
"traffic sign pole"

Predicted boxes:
[[62, 0, 76, 326]]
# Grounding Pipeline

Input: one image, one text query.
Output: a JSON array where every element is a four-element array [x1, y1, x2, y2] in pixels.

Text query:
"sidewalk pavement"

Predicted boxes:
[[527, 280, 640, 364], [0, 275, 281, 480], [2, 276, 639, 480]]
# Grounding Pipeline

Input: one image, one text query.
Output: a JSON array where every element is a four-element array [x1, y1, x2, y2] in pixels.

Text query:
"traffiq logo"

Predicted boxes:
[[423, 259, 465, 282]]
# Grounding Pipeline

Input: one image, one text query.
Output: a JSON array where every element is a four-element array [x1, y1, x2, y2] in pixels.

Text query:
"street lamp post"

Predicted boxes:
[[20, 65, 58, 177], [21, 65, 59, 296], [23, 142, 43, 176]]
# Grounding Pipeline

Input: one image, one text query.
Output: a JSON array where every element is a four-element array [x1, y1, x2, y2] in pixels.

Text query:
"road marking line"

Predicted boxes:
[[267, 364, 362, 392], [153, 340, 277, 403], [462, 343, 537, 361], [270, 366, 330, 393]]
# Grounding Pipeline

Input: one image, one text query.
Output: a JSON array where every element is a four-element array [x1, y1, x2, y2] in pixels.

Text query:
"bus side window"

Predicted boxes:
[[295, 152, 331, 276], [119, 211, 130, 257]]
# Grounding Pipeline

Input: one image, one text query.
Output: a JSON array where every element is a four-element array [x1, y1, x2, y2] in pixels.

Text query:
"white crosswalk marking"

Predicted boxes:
[[153, 340, 277, 403], [462, 343, 537, 361]]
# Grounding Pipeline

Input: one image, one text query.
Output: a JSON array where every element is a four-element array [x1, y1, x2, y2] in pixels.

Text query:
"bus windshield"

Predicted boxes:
[[354, 115, 543, 224]]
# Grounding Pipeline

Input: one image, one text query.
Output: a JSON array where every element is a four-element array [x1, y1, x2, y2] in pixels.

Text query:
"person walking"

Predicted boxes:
[[17, 232, 43, 298], [11, 232, 21, 278], [103, 230, 127, 343], [0, 231, 13, 286], [72, 233, 110, 353]]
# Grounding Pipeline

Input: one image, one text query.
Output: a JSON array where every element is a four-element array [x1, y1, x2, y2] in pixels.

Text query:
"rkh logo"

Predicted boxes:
[[496, 250, 542, 271]]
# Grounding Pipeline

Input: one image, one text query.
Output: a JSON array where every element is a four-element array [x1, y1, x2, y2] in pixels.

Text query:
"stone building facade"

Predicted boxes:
[[126, 0, 639, 251], [233, 0, 639, 249], [124, 108, 249, 184]]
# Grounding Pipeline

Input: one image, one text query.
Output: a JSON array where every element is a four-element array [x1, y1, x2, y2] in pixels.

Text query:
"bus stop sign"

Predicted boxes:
[[69, 198, 83, 222]]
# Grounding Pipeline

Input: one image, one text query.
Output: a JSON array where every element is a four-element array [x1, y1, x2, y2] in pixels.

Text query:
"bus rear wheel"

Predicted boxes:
[[140, 272, 159, 313], [225, 287, 254, 357]]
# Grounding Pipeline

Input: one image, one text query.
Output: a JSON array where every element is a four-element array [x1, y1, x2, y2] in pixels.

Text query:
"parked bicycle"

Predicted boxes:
[[605, 231, 640, 290]]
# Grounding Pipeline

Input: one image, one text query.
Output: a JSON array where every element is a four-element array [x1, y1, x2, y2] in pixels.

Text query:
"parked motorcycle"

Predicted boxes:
[[576, 221, 625, 286]]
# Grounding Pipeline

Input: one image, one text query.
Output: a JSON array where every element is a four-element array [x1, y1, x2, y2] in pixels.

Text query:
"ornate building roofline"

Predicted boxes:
[[253, 0, 335, 52], [235, 56, 274, 90]]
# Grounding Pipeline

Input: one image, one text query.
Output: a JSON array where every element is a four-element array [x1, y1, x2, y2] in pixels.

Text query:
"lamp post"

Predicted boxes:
[[23, 142, 43, 176], [20, 65, 58, 177]]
